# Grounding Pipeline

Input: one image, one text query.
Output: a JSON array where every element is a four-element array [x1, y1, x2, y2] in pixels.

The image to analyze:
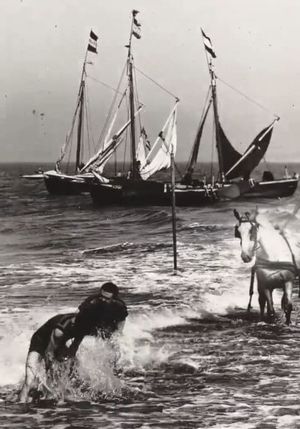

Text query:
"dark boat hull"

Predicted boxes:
[[90, 180, 170, 206], [43, 172, 92, 195], [240, 178, 298, 199], [90, 177, 298, 207]]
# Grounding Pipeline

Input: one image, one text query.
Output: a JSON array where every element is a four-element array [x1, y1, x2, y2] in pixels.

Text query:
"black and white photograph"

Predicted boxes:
[[1, 0, 300, 427]]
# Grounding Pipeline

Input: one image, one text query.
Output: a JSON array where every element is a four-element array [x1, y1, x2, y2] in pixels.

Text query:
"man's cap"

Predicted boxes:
[[101, 282, 119, 298]]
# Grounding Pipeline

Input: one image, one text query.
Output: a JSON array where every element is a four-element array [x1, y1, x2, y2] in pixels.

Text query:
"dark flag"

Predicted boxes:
[[141, 127, 151, 150], [201, 29, 216, 58], [132, 10, 141, 39], [88, 30, 98, 53]]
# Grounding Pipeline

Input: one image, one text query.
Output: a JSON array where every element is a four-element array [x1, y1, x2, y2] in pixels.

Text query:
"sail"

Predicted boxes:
[[225, 122, 275, 180], [136, 134, 147, 169], [140, 103, 178, 180], [218, 123, 242, 178], [81, 106, 143, 173], [96, 98, 125, 174]]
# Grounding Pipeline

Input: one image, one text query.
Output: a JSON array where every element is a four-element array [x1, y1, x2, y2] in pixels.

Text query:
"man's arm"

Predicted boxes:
[[67, 333, 85, 358], [78, 294, 99, 312], [112, 302, 128, 334]]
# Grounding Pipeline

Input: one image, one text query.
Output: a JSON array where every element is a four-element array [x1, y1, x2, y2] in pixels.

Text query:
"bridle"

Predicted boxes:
[[234, 210, 258, 246]]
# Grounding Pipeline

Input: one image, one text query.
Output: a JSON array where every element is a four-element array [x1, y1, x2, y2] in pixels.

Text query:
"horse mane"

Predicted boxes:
[[253, 210, 278, 231]]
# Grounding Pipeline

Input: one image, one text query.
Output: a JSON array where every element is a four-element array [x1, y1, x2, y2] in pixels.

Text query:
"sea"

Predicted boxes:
[[1, 162, 300, 429]]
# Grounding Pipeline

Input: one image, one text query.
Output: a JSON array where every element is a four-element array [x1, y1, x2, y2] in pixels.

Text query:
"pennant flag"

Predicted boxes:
[[201, 29, 216, 58], [132, 10, 141, 39], [88, 30, 98, 53]]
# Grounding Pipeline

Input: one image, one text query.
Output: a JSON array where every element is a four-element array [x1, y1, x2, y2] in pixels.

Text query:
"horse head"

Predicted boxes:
[[234, 209, 258, 263]]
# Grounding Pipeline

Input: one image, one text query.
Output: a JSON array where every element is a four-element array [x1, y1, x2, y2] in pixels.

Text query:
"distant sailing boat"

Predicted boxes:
[[90, 10, 179, 206], [43, 30, 101, 195], [176, 29, 298, 204]]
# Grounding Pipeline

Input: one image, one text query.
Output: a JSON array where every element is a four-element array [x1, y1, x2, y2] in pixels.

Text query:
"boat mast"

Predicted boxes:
[[127, 10, 140, 181], [75, 50, 88, 173], [208, 61, 224, 181]]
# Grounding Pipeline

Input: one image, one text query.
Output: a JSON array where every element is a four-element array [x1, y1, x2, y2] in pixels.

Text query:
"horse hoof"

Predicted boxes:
[[267, 313, 276, 323]]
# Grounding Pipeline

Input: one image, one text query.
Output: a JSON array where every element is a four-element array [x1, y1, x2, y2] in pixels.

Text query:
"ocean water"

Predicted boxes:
[[1, 162, 300, 428]]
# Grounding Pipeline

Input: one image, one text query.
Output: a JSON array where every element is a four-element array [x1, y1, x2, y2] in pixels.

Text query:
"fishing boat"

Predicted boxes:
[[89, 10, 179, 206], [42, 30, 100, 195], [176, 29, 298, 204], [90, 25, 298, 207]]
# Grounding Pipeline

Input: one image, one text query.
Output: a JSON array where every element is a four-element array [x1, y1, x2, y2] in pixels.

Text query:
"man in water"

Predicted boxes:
[[68, 282, 128, 356], [18, 312, 77, 403], [19, 282, 128, 403]]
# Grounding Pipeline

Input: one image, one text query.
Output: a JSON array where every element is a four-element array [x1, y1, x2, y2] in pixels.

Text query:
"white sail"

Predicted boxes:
[[81, 106, 143, 173], [136, 134, 147, 169], [140, 102, 178, 180]]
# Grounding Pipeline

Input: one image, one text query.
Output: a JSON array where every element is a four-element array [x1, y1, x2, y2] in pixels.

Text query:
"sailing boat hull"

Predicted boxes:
[[90, 180, 169, 206], [90, 177, 298, 206], [239, 178, 298, 199], [43, 171, 92, 195]]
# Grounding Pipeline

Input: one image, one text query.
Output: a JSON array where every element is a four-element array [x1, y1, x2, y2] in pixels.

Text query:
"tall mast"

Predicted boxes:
[[201, 29, 224, 181], [209, 61, 224, 181], [127, 10, 140, 181], [75, 50, 87, 173]]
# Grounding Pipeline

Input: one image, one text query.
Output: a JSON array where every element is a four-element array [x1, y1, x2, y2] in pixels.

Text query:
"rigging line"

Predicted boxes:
[[185, 86, 212, 170], [134, 65, 179, 100], [60, 92, 82, 165], [96, 62, 128, 148], [86, 74, 125, 96], [133, 66, 143, 132], [217, 75, 279, 117]]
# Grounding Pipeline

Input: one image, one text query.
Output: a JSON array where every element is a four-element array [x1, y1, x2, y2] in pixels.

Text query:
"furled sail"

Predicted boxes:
[[225, 121, 276, 180], [140, 102, 178, 180]]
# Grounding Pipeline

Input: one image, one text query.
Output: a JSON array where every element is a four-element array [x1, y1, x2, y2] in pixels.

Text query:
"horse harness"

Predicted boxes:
[[234, 212, 300, 307]]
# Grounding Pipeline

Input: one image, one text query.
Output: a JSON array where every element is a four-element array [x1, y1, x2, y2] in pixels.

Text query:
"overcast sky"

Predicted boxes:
[[1, 0, 300, 163]]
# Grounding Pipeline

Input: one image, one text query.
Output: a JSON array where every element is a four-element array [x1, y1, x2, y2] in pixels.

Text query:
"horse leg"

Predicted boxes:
[[264, 288, 275, 323], [258, 292, 266, 321], [282, 281, 293, 325]]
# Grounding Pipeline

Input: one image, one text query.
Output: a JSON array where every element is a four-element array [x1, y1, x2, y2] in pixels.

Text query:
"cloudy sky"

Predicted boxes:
[[1, 0, 300, 163]]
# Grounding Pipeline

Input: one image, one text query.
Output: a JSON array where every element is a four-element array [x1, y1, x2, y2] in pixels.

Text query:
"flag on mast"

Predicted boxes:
[[88, 30, 98, 53], [132, 10, 141, 39], [201, 29, 216, 58]]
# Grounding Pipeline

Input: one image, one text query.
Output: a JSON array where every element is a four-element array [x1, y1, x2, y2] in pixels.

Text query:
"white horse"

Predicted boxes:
[[234, 209, 298, 325]]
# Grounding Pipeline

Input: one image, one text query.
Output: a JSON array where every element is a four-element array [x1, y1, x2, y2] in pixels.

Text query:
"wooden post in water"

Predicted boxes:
[[171, 151, 177, 271]]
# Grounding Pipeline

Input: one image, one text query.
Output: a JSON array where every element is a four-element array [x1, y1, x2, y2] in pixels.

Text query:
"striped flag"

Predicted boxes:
[[201, 29, 216, 58], [132, 10, 141, 39], [88, 30, 98, 54]]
